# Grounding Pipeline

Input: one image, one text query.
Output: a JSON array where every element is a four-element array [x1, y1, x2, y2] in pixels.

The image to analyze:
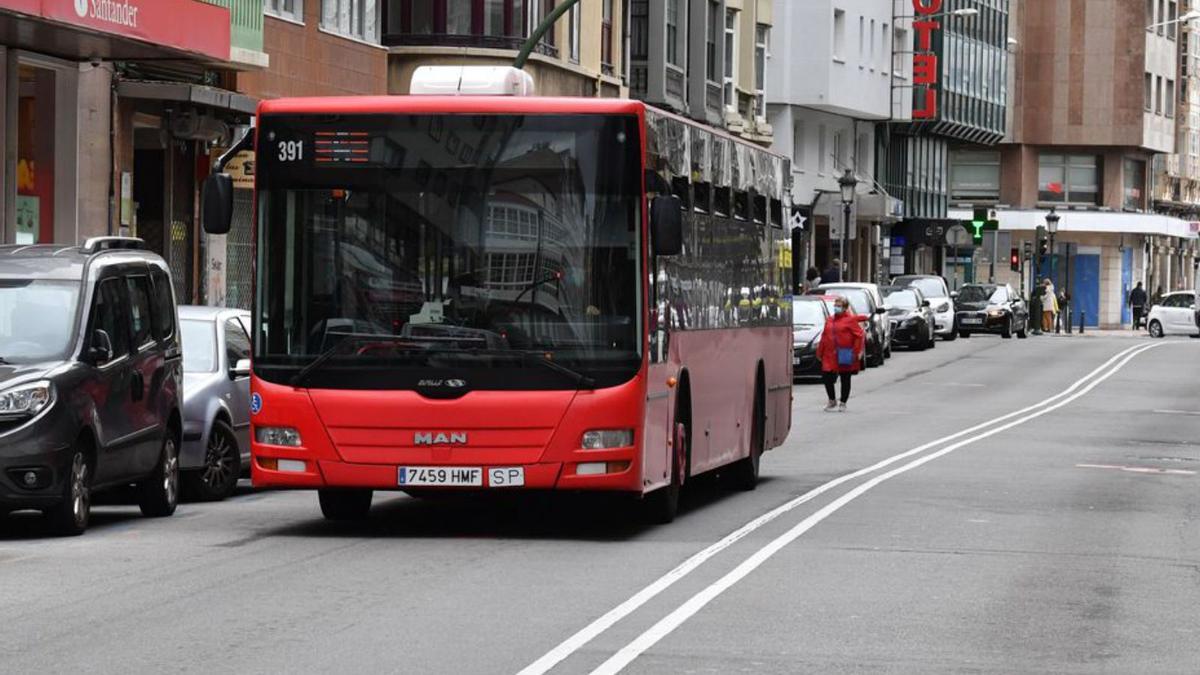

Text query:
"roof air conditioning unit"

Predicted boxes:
[[409, 66, 536, 96]]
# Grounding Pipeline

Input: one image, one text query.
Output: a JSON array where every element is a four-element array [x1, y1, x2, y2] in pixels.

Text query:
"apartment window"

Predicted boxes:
[[818, 124, 827, 175], [322, 0, 378, 41], [950, 150, 1001, 201], [793, 121, 806, 170], [833, 9, 846, 60], [265, 0, 302, 21], [601, 0, 614, 67], [1123, 158, 1147, 210], [1168, 1, 1178, 40], [1158, 0, 1165, 35], [724, 10, 738, 110], [1157, 75, 1163, 114], [447, 0, 472, 33], [1145, 72, 1154, 110], [666, 0, 681, 66], [754, 24, 768, 118], [1167, 78, 1176, 117], [881, 23, 890, 74], [568, 2, 581, 62], [706, 1, 719, 81], [869, 19, 876, 68], [858, 15, 865, 61], [832, 131, 843, 171], [1039, 154, 1100, 205], [1147, 0, 1155, 29]]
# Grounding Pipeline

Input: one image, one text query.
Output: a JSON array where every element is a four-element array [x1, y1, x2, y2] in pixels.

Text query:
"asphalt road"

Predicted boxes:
[[1, 333, 1198, 674]]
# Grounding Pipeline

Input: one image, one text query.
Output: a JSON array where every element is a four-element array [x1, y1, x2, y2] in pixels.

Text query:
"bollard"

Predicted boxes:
[[1079, 311, 1085, 334], [1065, 308, 1073, 333]]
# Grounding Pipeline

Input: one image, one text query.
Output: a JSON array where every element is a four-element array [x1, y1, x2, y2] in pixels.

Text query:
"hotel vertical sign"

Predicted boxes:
[[912, 0, 942, 120]]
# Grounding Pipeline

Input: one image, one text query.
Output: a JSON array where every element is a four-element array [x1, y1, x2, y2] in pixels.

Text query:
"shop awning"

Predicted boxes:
[[948, 208, 1200, 240], [0, 0, 232, 64], [117, 80, 257, 115]]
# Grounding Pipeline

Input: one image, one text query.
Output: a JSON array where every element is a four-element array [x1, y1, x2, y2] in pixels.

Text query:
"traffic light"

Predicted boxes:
[[971, 207, 988, 245], [1010, 247, 1020, 272], [1035, 225, 1048, 256]]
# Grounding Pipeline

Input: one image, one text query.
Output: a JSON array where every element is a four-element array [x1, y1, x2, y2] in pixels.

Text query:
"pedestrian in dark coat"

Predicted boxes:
[[1029, 283, 1044, 335], [815, 296, 867, 412], [820, 259, 842, 284], [804, 266, 821, 292], [1129, 282, 1148, 329]]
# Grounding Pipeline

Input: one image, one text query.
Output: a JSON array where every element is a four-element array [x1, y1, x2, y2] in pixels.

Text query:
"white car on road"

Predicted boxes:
[[1146, 291, 1199, 337], [893, 274, 957, 340]]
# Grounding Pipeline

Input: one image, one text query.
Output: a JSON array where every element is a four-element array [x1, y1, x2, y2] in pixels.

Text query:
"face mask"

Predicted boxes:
[[834, 306, 846, 315]]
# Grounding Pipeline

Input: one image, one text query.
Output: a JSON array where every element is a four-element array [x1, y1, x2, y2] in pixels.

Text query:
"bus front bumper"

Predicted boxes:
[[252, 455, 642, 493]]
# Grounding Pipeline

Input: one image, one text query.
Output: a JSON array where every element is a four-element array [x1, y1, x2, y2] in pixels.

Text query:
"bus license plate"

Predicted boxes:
[[398, 466, 482, 487]]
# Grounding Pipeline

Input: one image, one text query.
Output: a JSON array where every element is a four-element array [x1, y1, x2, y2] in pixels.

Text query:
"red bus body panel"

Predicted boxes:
[[249, 96, 792, 496]]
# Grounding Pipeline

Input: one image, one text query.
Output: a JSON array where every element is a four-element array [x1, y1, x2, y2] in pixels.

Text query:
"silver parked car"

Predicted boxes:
[[179, 306, 252, 501]]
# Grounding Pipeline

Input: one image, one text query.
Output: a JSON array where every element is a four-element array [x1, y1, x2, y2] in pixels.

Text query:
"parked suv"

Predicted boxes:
[[0, 238, 183, 535]]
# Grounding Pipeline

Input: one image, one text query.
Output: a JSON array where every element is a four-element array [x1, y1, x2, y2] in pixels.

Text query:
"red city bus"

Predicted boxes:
[[203, 94, 793, 522]]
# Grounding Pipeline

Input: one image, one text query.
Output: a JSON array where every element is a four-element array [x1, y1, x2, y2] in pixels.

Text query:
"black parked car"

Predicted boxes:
[[882, 287, 937, 350], [0, 238, 183, 535], [792, 296, 831, 378], [954, 283, 1029, 339]]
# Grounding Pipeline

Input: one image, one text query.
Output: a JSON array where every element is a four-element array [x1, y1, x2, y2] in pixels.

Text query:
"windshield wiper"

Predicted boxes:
[[290, 334, 423, 387]]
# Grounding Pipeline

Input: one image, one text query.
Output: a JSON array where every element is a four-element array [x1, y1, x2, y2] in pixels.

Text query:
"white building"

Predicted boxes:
[[766, 0, 908, 283]]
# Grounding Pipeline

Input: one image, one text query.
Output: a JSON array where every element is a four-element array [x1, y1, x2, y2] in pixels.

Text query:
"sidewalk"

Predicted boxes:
[[1034, 328, 1154, 339]]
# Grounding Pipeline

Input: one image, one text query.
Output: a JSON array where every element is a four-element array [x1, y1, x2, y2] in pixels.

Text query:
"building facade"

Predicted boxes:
[[969, 0, 1199, 328], [767, 0, 906, 284], [630, 0, 772, 144], [0, 0, 267, 307], [383, 0, 625, 98], [880, 0, 1011, 287]]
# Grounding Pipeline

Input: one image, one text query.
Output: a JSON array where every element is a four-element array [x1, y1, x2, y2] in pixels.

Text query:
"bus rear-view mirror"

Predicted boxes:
[[651, 195, 683, 257], [202, 173, 234, 235]]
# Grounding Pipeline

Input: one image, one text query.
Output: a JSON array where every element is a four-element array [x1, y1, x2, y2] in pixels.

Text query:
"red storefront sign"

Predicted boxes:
[[912, 0, 941, 120], [0, 0, 231, 62]]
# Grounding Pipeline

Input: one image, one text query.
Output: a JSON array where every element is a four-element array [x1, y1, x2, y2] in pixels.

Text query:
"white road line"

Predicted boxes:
[[1152, 409, 1200, 416], [1076, 463, 1196, 476], [517, 342, 1154, 675], [590, 342, 1165, 674]]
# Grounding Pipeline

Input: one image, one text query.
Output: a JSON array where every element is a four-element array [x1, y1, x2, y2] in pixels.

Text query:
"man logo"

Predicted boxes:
[[75, 0, 89, 18], [414, 432, 469, 446]]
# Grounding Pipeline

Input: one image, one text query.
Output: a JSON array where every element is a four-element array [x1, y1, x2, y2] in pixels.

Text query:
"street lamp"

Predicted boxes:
[[1045, 207, 1060, 282], [838, 169, 858, 282]]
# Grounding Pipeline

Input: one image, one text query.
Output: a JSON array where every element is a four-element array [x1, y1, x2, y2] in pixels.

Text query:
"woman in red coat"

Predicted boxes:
[[815, 296, 867, 412]]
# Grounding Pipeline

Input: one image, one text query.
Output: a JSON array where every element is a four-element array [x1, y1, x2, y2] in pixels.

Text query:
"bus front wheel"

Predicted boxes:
[[318, 489, 373, 521], [643, 422, 686, 524]]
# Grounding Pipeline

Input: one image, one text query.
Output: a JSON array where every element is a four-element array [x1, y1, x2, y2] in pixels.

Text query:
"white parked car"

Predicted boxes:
[[893, 274, 957, 340], [1146, 291, 1199, 338]]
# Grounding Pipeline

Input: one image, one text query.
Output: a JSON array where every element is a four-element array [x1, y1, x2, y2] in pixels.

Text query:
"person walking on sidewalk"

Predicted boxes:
[[820, 259, 842, 284], [816, 296, 866, 412], [1029, 282, 1044, 335], [1129, 282, 1148, 330], [1042, 278, 1059, 332]]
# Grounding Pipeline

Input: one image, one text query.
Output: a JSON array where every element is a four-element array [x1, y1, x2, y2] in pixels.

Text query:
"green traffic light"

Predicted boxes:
[[972, 220, 984, 243]]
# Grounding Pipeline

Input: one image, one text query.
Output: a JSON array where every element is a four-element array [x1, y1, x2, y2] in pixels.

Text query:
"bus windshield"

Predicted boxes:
[[254, 113, 643, 390]]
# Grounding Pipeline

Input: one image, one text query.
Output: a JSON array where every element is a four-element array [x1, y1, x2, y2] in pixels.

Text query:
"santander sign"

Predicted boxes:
[[74, 0, 140, 28], [912, 0, 941, 120]]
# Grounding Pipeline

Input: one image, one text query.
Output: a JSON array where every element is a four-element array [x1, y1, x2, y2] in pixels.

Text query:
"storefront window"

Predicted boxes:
[[1038, 153, 1100, 205], [16, 65, 56, 245], [950, 149, 1000, 201]]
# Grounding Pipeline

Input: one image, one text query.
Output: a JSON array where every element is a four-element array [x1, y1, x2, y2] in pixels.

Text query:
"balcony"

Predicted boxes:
[[200, 0, 270, 69]]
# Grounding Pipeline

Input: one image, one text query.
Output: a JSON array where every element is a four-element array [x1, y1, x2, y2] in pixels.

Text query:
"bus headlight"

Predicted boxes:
[[255, 426, 302, 447], [0, 381, 53, 419], [581, 429, 634, 449]]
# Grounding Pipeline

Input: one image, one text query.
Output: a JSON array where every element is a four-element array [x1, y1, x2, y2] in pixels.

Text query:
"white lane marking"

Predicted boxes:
[[943, 383, 986, 388], [1076, 463, 1196, 476], [589, 342, 1165, 675], [1153, 409, 1200, 416], [517, 342, 1154, 675]]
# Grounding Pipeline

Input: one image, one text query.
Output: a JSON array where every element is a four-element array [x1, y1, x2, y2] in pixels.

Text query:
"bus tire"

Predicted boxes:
[[643, 422, 685, 524], [728, 377, 764, 491], [319, 489, 373, 521]]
